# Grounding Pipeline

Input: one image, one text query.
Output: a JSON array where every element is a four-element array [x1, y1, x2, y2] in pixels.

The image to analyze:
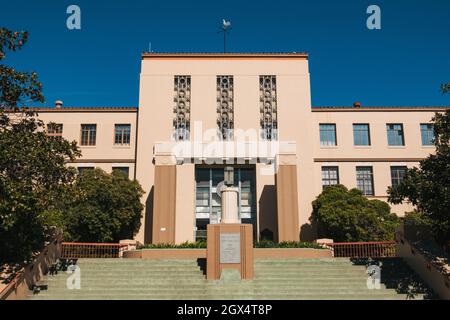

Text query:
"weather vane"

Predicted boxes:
[[218, 19, 232, 53]]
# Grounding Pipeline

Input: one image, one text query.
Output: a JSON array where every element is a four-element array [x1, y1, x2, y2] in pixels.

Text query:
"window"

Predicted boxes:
[[80, 124, 97, 146], [112, 167, 129, 177], [319, 124, 337, 146], [114, 124, 131, 145], [321, 166, 339, 189], [390, 166, 407, 188], [195, 167, 256, 220], [420, 124, 434, 146], [217, 75, 234, 140], [353, 124, 371, 146], [356, 166, 374, 196], [387, 124, 405, 146], [195, 169, 211, 220], [78, 167, 94, 175], [173, 75, 191, 141], [47, 123, 63, 137], [260, 75, 277, 140]]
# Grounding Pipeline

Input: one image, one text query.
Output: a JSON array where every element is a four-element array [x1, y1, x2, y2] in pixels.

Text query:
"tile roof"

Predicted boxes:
[[31, 106, 138, 112], [312, 106, 449, 111], [142, 52, 308, 59]]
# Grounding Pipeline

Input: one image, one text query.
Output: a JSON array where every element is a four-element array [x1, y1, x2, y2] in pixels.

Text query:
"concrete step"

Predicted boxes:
[[29, 257, 433, 300], [30, 292, 422, 300], [43, 278, 375, 287], [32, 287, 405, 295]]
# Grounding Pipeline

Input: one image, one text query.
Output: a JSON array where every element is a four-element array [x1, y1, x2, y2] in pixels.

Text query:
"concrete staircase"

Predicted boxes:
[[28, 258, 435, 300]]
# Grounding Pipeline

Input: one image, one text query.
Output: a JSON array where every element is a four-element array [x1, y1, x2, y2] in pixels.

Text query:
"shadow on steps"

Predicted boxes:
[[350, 258, 437, 300]]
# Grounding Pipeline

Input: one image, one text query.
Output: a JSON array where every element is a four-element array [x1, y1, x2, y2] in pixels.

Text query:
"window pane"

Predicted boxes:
[[322, 166, 339, 189], [48, 123, 63, 136], [356, 166, 374, 196], [112, 167, 129, 177], [390, 166, 407, 188], [78, 167, 94, 175], [211, 169, 224, 186], [420, 124, 434, 146], [353, 124, 370, 146], [387, 124, 404, 146], [115, 124, 131, 145], [196, 187, 209, 206], [320, 124, 336, 146], [81, 124, 96, 146]]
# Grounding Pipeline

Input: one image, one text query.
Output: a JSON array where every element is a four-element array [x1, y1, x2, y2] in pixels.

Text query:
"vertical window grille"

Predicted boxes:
[[260, 75, 277, 140], [217, 75, 234, 140], [173, 76, 191, 141]]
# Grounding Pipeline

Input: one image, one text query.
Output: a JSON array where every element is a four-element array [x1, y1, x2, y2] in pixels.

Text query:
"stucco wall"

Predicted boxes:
[[32, 54, 447, 245], [36, 110, 137, 178], [136, 55, 311, 244]]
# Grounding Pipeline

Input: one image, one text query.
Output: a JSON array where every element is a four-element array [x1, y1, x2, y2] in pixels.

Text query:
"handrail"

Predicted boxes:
[[61, 242, 129, 259], [328, 241, 396, 245], [323, 241, 397, 258], [1, 229, 62, 300], [0, 271, 24, 299], [62, 242, 129, 246]]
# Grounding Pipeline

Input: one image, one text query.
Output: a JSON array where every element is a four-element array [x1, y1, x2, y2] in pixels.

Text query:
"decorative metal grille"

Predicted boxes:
[[217, 75, 234, 140], [173, 76, 191, 141], [260, 75, 277, 140]]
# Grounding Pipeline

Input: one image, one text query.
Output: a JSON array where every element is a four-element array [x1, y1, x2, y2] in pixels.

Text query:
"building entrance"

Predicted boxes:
[[194, 165, 256, 241]]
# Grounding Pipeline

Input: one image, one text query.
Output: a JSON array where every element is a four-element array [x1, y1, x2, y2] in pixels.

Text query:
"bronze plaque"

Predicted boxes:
[[220, 233, 241, 264]]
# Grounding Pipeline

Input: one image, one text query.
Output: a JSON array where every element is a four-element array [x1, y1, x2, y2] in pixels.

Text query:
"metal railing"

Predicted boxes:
[[1, 230, 62, 300], [61, 242, 129, 259], [325, 241, 396, 258], [0, 271, 24, 300]]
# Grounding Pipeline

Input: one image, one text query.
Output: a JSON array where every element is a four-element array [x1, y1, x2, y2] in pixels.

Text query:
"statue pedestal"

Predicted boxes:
[[220, 187, 240, 224], [206, 223, 253, 280]]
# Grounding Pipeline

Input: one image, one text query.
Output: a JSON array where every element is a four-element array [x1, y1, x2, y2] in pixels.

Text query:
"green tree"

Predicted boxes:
[[63, 168, 144, 243], [312, 185, 400, 242], [388, 110, 450, 247], [441, 83, 450, 94], [0, 28, 81, 262], [0, 29, 43, 110]]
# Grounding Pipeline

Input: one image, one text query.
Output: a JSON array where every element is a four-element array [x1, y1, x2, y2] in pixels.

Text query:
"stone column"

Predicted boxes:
[[152, 155, 177, 244], [276, 154, 300, 242], [221, 187, 240, 224]]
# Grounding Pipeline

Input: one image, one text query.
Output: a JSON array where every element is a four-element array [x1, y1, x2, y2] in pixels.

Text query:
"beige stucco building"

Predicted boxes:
[[35, 53, 448, 244]]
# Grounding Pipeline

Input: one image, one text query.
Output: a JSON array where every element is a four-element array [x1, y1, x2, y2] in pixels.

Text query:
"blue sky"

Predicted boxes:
[[1, 0, 449, 107]]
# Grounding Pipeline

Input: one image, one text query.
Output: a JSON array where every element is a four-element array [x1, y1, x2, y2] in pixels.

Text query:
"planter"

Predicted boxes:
[[123, 248, 331, 260]]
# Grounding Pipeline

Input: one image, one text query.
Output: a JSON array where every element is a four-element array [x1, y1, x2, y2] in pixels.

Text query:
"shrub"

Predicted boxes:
[[312, 185, 400, 242], [139, 241, 207, 249], [62, 168, 144, 243], [138, 240, 324, 249], [254, 240, 324, 249], [403, 211, 434, 242]]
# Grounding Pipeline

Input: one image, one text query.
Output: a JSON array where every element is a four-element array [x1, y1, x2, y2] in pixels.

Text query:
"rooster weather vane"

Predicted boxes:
[[218, 19, 232, 53]]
